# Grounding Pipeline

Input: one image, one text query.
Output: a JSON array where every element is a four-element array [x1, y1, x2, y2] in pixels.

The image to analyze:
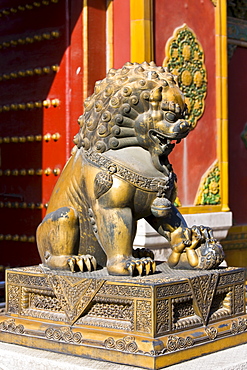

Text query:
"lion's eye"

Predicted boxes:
[[165, 112, 177, 123]]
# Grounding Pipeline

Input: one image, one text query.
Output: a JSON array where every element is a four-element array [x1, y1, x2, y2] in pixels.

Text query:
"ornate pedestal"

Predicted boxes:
[[0, 263, 246, 369]]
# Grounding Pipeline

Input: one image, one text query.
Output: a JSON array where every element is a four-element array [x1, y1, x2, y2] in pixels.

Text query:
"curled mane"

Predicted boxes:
[[74, 61, 179, 153]]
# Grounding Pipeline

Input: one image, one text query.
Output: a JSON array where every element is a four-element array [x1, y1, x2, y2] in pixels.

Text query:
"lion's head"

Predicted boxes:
[[74, 62, 192, 174]]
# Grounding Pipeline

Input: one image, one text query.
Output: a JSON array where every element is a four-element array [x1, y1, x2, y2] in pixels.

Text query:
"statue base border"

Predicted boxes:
[[0, 263, 246, 369]]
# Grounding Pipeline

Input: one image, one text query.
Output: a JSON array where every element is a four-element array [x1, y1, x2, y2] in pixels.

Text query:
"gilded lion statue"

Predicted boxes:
[[37, 62, 224, 276]]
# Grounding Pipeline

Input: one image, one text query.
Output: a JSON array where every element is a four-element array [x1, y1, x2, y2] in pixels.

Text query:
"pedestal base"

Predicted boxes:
[[0, 263, 246, 369]]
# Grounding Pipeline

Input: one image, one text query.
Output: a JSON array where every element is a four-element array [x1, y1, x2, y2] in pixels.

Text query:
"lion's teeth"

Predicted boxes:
[[167, 139, 171, 144]]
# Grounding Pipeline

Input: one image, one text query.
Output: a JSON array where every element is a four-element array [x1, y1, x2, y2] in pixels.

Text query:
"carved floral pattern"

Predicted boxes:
[[163, 24, 207, 129], [218, 271, 245, 286], [234, 284, 245, 314], [136, 300, 152, 333], [7, 285, 20, 313], [98, 283, 152, 298], [205, 326, 218, 340], [231, 318, 247, 334], [156, 282, 190, 298], [3, 265, 247, 361], [156, 299, 169, 334], [194, 160, 220, 205], [88, 299, 133, 321]]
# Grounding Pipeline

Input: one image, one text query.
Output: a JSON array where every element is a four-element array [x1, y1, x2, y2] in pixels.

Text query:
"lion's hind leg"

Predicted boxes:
[[36, 206, 96, 272]]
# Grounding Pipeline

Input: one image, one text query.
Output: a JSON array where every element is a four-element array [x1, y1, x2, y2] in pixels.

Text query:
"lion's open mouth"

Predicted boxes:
[[149, 130, 181, 154]]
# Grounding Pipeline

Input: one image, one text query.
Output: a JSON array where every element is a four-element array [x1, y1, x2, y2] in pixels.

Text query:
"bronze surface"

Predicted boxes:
[[0, 263, 246, 369], [36, 62, 225, 276], [1, 63, 233, 368]]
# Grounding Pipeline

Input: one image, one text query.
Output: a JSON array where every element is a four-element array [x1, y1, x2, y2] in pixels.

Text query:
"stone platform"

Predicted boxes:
[[0, 263, 247, 369], [0, 340, 247, 370]]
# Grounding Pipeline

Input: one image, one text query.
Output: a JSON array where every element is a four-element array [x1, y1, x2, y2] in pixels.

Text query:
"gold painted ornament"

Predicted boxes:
[[151, 196, 172, 218], [163, 24, 207, 129]]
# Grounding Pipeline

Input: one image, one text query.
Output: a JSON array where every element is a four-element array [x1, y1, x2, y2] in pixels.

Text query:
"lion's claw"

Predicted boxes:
[[127, 262, 135, 276], [144, 260, 151, 275], [126, 257, 156, 276], [75, 256, 84, 271], [151, 260, 156, 273], [84, 256, 92, 271], [90, 255, 97, 270], [136, 261, 144, 275], [67, 254, 97, 272], [68, 257, 76, 272]]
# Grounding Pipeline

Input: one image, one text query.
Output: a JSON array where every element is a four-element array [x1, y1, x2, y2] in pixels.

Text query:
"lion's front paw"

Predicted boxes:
[[107, 257, 156, 276], [67, 254, 97, 273], [127, 257, 156, 276]]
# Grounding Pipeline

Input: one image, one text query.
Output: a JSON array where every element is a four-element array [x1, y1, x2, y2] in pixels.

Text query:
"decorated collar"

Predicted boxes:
[[84, 150, 176, 195]]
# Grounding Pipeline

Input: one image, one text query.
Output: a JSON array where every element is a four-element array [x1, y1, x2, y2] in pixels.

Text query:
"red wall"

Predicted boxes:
[[0, 1, 106, 268], [87, 0, 107, 96], [113, 0, 130, 69], [154, 0, 217, 206], [228, 47, 247, 224]]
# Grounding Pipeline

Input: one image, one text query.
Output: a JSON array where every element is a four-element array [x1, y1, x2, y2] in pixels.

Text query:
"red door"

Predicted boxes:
[[0, 0, 107, 272], [0, 0, 84, 269]]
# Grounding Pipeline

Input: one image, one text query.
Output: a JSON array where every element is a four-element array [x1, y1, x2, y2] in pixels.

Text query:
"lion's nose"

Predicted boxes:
[[179, 120, 191, 132]]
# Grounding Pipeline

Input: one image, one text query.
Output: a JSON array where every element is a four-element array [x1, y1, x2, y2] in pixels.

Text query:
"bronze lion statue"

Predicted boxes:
[[37, 62, 224, 276]]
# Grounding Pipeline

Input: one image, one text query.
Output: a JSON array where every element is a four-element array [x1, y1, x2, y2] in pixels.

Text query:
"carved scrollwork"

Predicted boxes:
[[29, 292, 62, 311], [47, 272, 105, 324], [166, 335, 194, 352], [0, 318, 25, 334], [104, 336, 138, 353], [45, 326, 83, 344]]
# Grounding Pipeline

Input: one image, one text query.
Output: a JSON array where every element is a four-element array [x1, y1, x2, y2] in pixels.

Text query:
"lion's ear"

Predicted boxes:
[[149, 86, 162, 102]]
